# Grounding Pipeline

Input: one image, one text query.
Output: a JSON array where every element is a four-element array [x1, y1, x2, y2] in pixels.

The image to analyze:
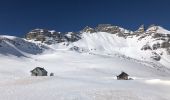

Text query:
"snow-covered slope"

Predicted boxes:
[[67, 25, 170, 69], [0, 50, 170, 100], [0, 35, 50, 57]]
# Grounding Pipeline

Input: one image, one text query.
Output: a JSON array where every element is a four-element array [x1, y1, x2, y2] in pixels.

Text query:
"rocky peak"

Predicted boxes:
[[64, 32, 81, 42], [82, 26, 95, 33], [96, 24, 112, 28], [136, 25, 145, 33], [26, 29, 63, 44], [95, 24, 121, 34], [146, 24, 158, 33], [81, 24, 133, 38], [27, 28, 61, 37]]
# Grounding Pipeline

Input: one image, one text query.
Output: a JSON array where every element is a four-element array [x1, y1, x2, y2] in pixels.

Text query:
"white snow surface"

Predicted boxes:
[[0, 31, 170, 99], [0, 49, 170, 100]]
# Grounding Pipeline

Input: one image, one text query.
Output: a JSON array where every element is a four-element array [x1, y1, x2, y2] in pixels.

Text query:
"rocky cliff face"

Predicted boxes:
[[26, 29, 81, 44], [26, 29, 64, 44], [81, 24, 132, 36]]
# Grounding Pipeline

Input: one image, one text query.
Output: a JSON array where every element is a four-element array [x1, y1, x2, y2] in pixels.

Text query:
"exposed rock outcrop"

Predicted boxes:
[[141, 44, 152, 50], [82, 26, 96, 33], [151, 52, 161, 61]]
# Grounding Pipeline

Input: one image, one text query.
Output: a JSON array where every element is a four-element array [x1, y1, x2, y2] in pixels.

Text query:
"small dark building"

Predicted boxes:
[[30, 67, 48, 76], [117, 72, 129, 80]]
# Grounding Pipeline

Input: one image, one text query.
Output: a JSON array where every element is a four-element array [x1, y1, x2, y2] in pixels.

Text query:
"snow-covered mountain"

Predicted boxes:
[[1, 24, 170, 67], [1, 24, 170, 100]]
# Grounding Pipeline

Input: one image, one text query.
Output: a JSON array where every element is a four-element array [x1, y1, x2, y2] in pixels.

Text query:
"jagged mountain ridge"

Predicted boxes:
[[1, 24, 170, 67], [26, 29, 81, 44], [25, 24, 170, 53]]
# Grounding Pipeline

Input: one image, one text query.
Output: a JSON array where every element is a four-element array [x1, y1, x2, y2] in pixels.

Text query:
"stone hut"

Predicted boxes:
[[30, 67, 48, 76], [117, 72, 129, 80]]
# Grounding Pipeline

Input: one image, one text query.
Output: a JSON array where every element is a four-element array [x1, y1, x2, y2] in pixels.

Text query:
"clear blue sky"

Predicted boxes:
[[0, 0, 170, 37]]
